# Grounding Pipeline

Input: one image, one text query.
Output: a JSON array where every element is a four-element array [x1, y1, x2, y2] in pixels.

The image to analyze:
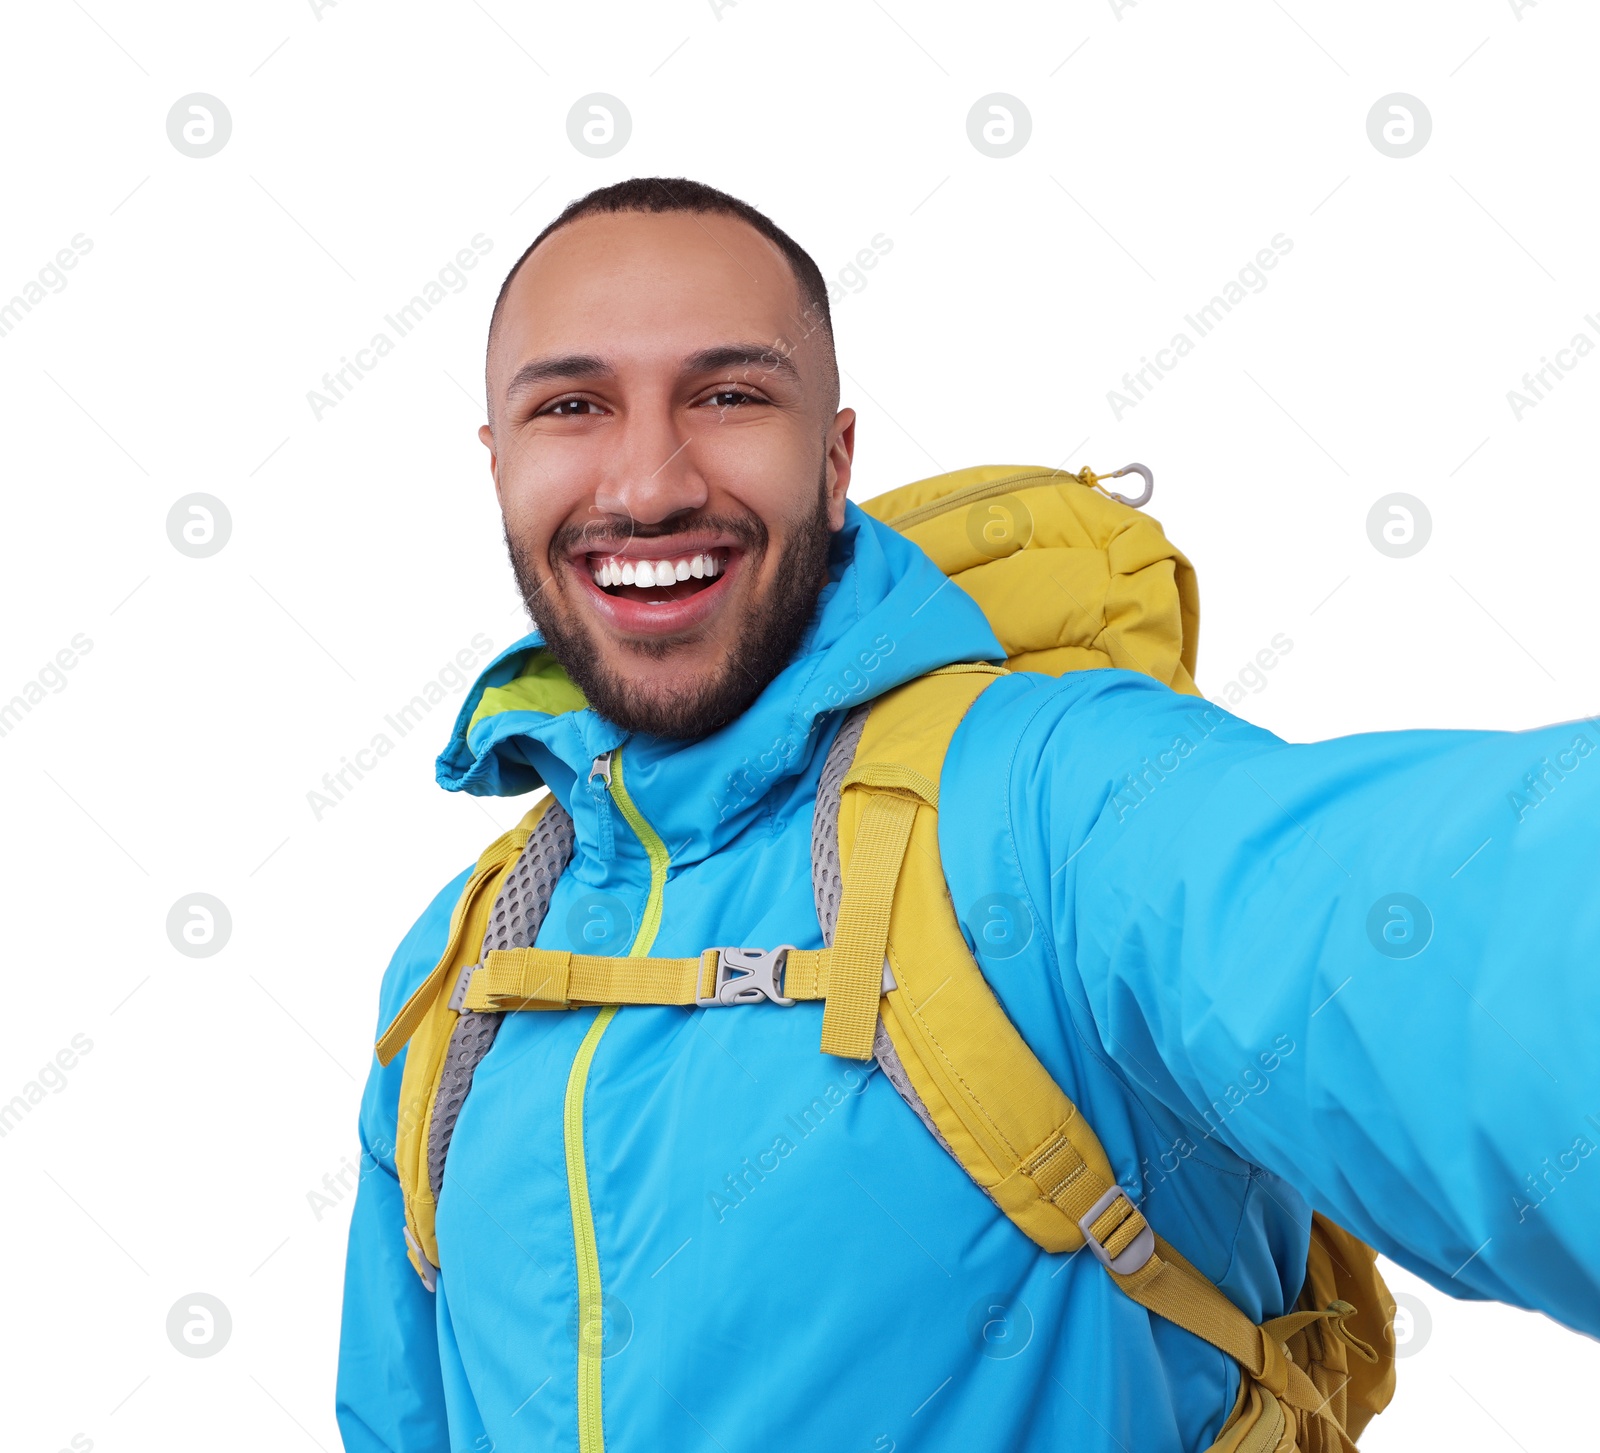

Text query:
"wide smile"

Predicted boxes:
[[572, 543, 743, 636]]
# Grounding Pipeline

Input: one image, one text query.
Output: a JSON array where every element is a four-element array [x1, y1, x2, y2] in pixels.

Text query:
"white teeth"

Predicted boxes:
[[594, 552, 725, 591]]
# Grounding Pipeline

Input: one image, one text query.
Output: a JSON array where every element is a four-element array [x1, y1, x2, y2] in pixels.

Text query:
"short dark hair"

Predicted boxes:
[[484, 176, 838, 422]]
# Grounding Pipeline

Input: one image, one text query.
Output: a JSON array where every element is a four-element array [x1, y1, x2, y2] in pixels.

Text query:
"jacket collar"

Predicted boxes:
[[435, 501, 1004, 865]]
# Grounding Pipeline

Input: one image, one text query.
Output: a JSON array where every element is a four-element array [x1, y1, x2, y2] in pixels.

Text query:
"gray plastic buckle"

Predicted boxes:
[[1076, 1186, 1155, 1275], [446, 962, 479, 1014], [697, 946, 798, 1007]]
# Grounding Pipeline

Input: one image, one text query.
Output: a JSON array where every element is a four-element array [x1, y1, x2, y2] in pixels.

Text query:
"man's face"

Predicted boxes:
[[480, 210, 855, 740]]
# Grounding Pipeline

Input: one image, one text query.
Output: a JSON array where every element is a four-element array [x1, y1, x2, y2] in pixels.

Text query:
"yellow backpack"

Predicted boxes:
[[376, 464, 1397, 1453]]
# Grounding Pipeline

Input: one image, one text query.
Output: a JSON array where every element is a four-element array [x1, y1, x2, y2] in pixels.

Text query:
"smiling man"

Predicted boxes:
[[337, 178, 1600, 1453]]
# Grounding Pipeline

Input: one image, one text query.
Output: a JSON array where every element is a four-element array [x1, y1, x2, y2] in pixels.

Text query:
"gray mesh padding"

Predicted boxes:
[[811, 705, 869, 941], [811, 707, 969, 1173], [427, 800, 576, 1200]]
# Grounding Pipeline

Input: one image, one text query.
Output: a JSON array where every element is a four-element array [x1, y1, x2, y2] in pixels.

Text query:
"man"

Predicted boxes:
[[337, 177, 1599, 1452]]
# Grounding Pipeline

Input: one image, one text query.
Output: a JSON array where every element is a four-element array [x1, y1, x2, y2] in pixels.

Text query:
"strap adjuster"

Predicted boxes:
[[698, 946, 797, 1007], [446, 962, 478, 1013], [1076, 1186, 1155, 1275], [403, 1224, 438, 1292]]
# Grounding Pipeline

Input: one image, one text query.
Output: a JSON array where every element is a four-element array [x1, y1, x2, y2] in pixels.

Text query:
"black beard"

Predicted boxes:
[[504, 474, 835, 742]]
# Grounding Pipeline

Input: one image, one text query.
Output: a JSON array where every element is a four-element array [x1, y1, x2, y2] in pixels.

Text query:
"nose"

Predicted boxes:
[[593, 409, 709, 528]]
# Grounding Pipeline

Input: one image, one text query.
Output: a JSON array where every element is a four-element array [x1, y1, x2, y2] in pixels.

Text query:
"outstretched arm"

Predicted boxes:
[[1016, 669, 1600, 1336]]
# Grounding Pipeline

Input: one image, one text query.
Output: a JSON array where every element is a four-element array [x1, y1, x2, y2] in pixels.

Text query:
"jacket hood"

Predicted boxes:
[[435, 501, 1003, 862]]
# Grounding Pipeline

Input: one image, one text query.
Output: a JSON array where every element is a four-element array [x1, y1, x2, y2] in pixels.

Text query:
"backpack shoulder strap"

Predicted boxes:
[[821, 663, 1126, 1252], [375, 793, 574, 1288], [821, 667, 1375, 1452]]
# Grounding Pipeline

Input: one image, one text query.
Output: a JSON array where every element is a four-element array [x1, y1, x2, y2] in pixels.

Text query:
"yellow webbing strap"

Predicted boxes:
[[819, 789, 918, 1059], [461, 945, 831, 1010], [377, 795, 561, 1283], [1022, 1125, 1129, 1230], [839, 666, 1126, 1249], [1114, 1232, 1354, 1433], [1128, 1233, 1279, 1374]]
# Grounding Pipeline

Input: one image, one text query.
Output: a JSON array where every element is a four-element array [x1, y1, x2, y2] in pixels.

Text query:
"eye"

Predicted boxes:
[[701, 388, 761, 409], [538, 397, 603, 417]]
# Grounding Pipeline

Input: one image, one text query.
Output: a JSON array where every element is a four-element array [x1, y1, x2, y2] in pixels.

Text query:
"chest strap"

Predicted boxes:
[[455, 942, 849, 1011], [382, 750, 927, 1063]]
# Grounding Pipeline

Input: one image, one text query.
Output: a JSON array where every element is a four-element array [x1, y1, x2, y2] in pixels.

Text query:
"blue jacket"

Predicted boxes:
[[338, 502, 1600, 1452]]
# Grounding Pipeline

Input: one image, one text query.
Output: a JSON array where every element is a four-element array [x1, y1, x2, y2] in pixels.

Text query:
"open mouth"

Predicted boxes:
[[587, 547, 732, 606]]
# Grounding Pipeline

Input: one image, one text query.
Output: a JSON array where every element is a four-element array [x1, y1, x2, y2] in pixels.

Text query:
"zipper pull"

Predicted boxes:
[[588, 751, 615, 859]]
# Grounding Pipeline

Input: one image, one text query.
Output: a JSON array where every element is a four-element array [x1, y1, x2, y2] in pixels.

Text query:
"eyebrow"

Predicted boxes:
[[502, 342, 801, 404]]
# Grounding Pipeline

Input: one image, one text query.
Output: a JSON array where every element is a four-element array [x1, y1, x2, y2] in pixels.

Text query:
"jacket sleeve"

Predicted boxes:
[[1016, 669, 1600, 1337], [336, 866, 472, 1453]]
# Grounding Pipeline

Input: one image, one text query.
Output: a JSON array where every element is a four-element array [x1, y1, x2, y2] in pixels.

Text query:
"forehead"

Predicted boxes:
[[492, 210, 808, 378]]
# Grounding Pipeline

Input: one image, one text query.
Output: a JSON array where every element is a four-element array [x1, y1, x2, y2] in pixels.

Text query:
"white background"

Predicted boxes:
[[1, 1, 1596, 1449]]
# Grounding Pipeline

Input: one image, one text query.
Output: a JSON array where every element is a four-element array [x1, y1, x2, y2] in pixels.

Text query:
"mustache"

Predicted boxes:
[[550, 510, 768, 558]]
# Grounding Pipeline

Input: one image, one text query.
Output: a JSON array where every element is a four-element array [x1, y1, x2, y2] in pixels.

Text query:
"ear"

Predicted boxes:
[[478, 423, 502, 510], [823, 408, 856, 531]]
